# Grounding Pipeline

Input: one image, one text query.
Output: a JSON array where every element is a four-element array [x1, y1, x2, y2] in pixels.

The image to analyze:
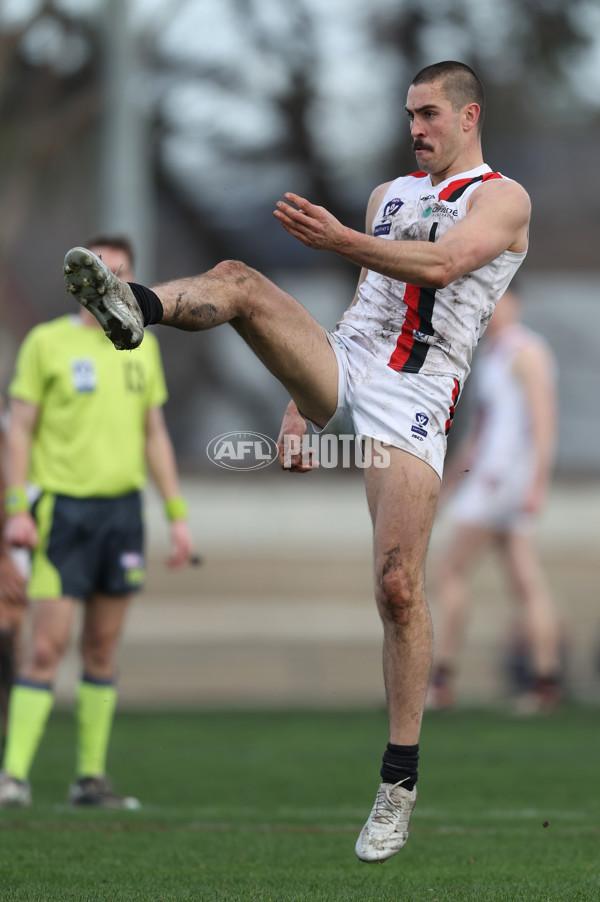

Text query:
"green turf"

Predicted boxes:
[[0, 706, 598, 900]]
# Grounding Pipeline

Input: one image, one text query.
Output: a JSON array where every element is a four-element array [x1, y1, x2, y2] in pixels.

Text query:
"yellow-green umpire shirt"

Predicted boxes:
[[9, 315, 168, 497]]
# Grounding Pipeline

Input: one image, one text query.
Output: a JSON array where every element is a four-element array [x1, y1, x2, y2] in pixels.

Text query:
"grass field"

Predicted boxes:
[[0, 706, 598, 901]]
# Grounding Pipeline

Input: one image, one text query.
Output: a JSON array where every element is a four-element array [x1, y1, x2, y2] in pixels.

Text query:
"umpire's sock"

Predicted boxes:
[[76, 675, 117, 777], [2, 679, 54, 780]]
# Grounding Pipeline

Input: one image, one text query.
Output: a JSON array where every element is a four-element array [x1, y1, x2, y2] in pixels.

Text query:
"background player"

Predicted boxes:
[[428, 289, 563, 712], [0, 236, 193, 809]]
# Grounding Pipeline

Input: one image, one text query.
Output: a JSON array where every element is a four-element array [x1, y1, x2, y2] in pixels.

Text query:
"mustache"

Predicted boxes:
[[412, 140, 433, 152]]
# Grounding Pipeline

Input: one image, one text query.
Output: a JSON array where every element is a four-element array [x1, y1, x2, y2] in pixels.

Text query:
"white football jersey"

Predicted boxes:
[[471, 323, 552, 480], [335, 164, 526, 387], [447, 323, 555, 529]]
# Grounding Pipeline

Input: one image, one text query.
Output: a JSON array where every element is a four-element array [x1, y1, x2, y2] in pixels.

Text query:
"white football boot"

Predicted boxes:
[[63, 247, 144, 350], [355, 780, 417, 863]]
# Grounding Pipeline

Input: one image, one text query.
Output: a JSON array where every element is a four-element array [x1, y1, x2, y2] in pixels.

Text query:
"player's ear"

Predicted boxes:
[[463, 103, 480, 134]]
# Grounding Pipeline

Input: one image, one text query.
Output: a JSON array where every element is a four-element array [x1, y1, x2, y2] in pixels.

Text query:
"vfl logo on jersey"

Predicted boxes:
[[411, 411, 429, 441], [374, 198, 404, 236], [71, 358, 97, 393]]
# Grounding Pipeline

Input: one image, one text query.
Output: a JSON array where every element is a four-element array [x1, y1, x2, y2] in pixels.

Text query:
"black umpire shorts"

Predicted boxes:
[[28, 491, 145, 601]]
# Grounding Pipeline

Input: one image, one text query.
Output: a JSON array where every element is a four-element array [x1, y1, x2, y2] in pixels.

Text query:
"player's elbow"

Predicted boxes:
[[409, 248, 455, 290], [431, 250, 461, 289], [423, 263, 455, 290]]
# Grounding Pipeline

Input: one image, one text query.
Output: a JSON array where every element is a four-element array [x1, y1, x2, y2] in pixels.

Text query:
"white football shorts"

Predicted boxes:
[[309, 331, 461, 479], [447, 467, 534, 533]]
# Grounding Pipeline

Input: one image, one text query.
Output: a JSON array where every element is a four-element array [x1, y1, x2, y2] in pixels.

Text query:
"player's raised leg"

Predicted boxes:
[[63, 250, 338, 427], [355, 448, 440, 863]]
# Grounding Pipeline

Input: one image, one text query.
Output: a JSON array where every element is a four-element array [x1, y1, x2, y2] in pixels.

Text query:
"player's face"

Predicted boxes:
[[405, 80, 464, 179], [89, 246, 134, 282]]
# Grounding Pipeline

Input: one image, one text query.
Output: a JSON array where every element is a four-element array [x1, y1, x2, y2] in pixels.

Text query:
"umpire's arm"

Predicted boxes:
[[144, 406, 193, 569], [3, 399, 39, 549]]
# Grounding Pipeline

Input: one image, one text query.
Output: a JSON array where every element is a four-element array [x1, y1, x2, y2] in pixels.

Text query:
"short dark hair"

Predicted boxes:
[[84, 234, 135, 267], [412, 61, 485, 132]]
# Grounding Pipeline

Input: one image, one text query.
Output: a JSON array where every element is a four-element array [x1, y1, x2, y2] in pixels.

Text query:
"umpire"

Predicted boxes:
[[0, 236, 193, 808]]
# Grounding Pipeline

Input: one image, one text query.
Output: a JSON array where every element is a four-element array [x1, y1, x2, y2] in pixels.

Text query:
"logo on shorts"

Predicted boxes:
[[71, 358, 97, 392], [411, 411, 429, 441], [206, 432, 278, 471], [121, 552, 144, 569], [120, 551, 145, 586]]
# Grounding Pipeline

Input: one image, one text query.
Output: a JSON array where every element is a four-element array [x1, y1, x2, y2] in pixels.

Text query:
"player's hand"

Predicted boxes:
[[167, 519, 194, 569], [277, 401, 319, 473], [0, 552, 27, 610], [273, 193, 348, 252], [3, 512, 38, 549], [522, 474, 548, 515]]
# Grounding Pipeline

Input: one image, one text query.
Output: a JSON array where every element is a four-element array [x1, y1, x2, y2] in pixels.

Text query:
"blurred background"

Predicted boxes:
[[1, 0, 599, 707]]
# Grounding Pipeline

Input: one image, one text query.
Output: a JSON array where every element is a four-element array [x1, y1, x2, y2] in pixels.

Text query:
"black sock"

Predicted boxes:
[[533, 674, 561, 695], [127, 283, 164, 326], [0, 628, 15, 754], [380, 742, 419, 790], [432, 664, 454, 688]]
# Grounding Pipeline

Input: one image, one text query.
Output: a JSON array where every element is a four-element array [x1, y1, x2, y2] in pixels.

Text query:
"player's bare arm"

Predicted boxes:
[[513, 343, 557, 513], [3, 399, 39, 549], [346, 181, 391, 309], [276, 401, 316, 473], [144, 406, 193, 568], [0, 407, 28, 607], [274, 178, 530, 289], [0, 554, 26, 610]]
